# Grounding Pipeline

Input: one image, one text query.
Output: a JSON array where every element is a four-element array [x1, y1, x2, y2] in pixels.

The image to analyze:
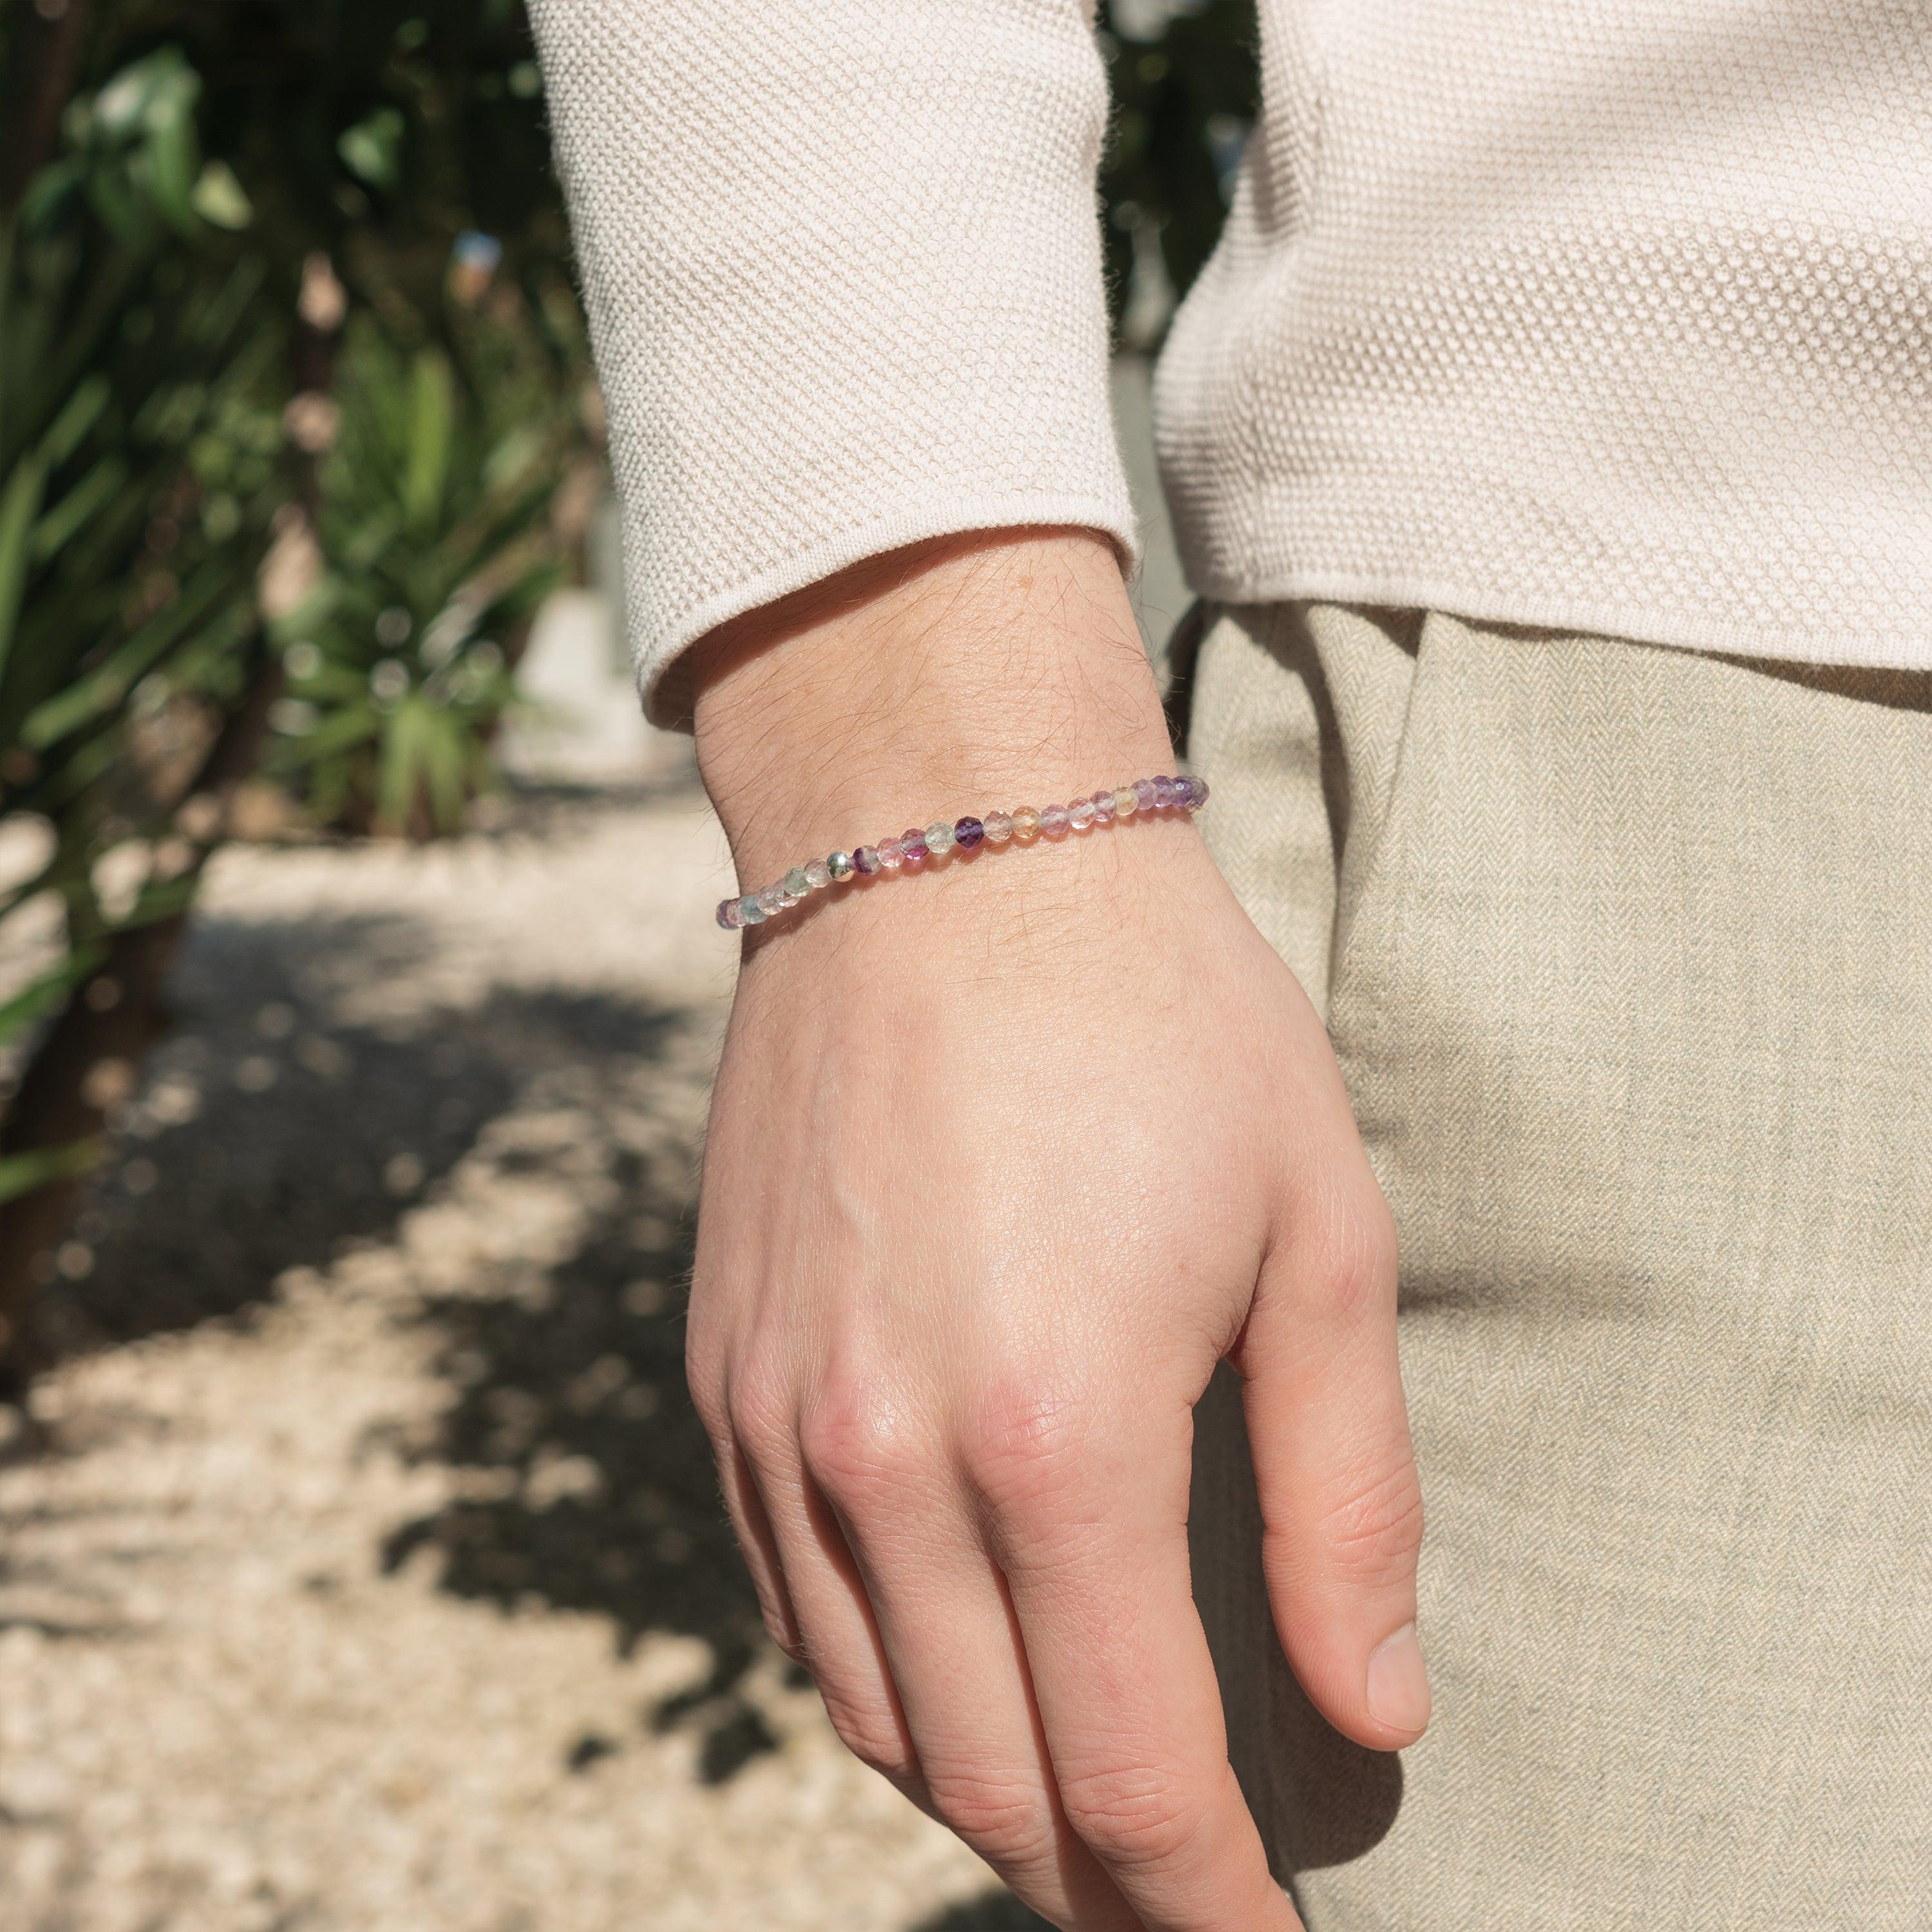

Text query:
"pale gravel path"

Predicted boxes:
[[0, 784, 1035, 1932]]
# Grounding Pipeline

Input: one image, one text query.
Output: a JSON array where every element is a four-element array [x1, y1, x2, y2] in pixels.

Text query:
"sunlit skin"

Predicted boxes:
[[685, 528, 1430, 1932]]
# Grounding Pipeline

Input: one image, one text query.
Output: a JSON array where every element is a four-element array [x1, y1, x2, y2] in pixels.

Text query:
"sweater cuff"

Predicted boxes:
[[531, 1, 1138, 728]]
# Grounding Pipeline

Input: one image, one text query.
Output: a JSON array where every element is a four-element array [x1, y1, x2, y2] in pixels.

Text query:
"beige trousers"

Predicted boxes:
[[1184, 605, 1932, 1931]]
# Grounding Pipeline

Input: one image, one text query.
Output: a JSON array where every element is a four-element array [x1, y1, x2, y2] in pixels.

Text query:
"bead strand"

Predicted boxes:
[[717, 773, 1209, 929]]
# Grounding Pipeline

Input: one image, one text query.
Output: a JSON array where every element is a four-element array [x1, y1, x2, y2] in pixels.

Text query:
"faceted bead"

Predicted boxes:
[[1011, 806, 1041, 842], [757, 883, 786, 915], [954, 816, 984, 849], [983, 810, 1013, 844], [739, 895, 768, 925], [805, 858, 832, 891], [1114, 786, 1138, 818], [851, 845, 881, 875], [1153, 775, 1177, 809], [1090, 790, 1115, 824], [1067, 797, 1095, 830], [1134, 778, 1157, 810], [925, 819, 955, 857], [717, 898, 744, 929], [878, 837, 904, 871], [784, 867, 811, 900], [1039, 804, 1070, 837], [1170, 775, 1194, 810], [900, 828, 929, 864], [828, 851, 855, 881], [1190, 777, 1209, 806]]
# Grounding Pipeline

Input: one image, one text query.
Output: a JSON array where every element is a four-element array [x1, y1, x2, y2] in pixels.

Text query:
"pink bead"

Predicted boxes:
[[878, 837, 904, 871], [1090, 789, 1115, 824], [1039, 804, 1069, 837], [1133, 778, 1157, 810], [900, 828, 929, 865]]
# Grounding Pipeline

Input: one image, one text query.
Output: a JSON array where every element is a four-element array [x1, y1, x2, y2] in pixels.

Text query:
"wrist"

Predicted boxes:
[[690, 529, 1175, 885]]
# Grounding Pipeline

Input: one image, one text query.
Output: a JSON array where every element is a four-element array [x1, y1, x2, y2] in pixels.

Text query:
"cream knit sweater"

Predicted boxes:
[[529, 1, 1932, 721]]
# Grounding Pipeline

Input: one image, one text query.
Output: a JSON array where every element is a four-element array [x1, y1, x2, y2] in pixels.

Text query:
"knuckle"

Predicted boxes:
[[1307, 1204, 1399, 1325], [923, 1766, 1057, 1865], [1314, 1457, 1425, 1577], [1058, 1763, 1204, 1871], [756, 1602, 804, 1666], [725, 1352, 797, 1467], [797, 1380, 927, 1513], [957, 1372, 1093, 1511], [820, 1690, 917, 1785]]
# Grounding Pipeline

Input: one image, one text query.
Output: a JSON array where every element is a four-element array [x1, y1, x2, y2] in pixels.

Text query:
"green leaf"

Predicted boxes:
[[401, 350, 454, 532], [32, 455, 129, 564], [377, 694, 428, 829], [189, 161, 252, 231], [0, 453, 48, 683], [0, 1139, 102, 1207], [337, 106, 406, 190]]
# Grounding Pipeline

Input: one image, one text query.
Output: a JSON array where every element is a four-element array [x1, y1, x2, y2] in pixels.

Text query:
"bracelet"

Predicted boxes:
[[717, 772, 1209, 929]]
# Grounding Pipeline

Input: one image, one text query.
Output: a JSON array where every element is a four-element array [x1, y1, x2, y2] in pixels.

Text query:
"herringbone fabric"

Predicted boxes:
[[1187, 604, 1932, 1930]]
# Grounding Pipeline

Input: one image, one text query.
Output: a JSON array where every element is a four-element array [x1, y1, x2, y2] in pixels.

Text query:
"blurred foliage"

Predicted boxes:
[[0, 43, 285, 1204], [82, 0, 573, 310], [0, 1, 594, 1368], [270, 296, 587, 837], [1100, 0, 1259, 342]]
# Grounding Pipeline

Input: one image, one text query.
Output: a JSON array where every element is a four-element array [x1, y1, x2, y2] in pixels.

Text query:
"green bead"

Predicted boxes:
[[784, 867, 810, 900]]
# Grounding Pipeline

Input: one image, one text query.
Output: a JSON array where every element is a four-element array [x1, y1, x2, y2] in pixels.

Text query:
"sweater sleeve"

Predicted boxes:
[[529, 1, 1139, 724]]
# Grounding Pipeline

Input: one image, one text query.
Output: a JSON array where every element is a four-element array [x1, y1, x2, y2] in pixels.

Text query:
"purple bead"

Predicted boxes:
[[852, 845, 881, 875], [900, 828, 929, 865], [1039, 804, 1070, 837], [954, 816, 984, 849], [717, 898, 744, 929], [1133, 778, 1157, 810], [1171, 775, 1195, 810], [1153, 775, 1177, 808], [1090, 789, 1115, 824], [1191, 776, 1209, 806]]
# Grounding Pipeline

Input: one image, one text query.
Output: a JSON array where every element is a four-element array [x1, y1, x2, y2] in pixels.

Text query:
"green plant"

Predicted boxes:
[[270, 296, 583, 837], [0, 43, 286, 1377]]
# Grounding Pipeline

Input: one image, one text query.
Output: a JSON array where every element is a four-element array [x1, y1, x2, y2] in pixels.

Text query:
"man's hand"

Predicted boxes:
[[686, 531, 1428, 1931]]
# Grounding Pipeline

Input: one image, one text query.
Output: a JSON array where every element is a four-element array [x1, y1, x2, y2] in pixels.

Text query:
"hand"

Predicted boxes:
[[686, 532, 1428, 1931]]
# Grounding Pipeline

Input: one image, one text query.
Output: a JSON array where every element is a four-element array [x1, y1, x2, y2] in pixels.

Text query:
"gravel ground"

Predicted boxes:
[[0, 781, 1039, 1932]]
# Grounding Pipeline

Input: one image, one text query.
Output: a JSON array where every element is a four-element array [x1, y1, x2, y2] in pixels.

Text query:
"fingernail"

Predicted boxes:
[[1366, 1622, 1432, 1736]]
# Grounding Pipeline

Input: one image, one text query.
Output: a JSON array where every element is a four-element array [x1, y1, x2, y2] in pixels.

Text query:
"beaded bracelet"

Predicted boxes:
[[717, 772, 1208, 929]]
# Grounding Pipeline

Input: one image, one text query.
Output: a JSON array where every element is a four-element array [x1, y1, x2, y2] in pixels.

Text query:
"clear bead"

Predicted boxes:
[[1039, 804, 1070, 837], [1067, 797, 1095, 829], [805, 858, 832, 890], [925, 819, 955, 857], [983, 810, 1014, 844]]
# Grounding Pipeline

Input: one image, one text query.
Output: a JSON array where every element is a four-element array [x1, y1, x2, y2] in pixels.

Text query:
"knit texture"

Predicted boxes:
[[534, 2, 1932, 719], [1157, 0, 1932, 669], [529, 1, 1135, 724]]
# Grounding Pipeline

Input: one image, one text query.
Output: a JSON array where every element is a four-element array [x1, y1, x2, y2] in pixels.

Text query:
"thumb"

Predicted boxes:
[[1233, 1188, 1429, 1750]]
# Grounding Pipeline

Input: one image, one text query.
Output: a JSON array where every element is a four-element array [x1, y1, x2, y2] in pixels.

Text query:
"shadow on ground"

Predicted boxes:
[[907, 1897, 1053, 1931], [45, 893, 777, 1778]]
